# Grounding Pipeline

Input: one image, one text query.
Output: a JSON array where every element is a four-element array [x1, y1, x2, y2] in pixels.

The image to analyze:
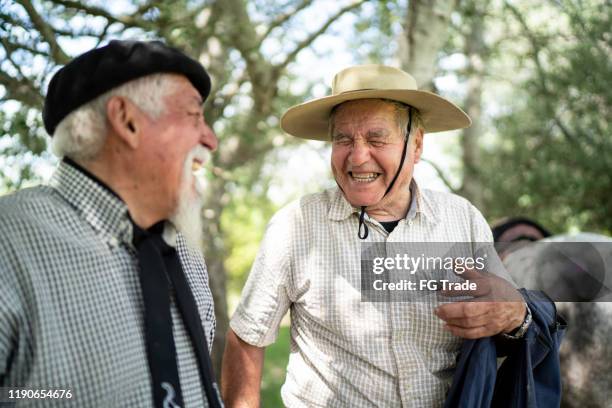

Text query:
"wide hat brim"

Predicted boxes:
[[281, 87, 471, 141]]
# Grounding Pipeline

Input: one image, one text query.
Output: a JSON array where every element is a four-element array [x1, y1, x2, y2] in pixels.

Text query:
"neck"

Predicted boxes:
[[365, 187, 411, 222], [75, 155, 169, 229]]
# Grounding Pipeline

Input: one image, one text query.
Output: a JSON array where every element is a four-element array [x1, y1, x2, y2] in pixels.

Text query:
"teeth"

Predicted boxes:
[[192, 161, 202, 172], [351, 172, 379, 182]]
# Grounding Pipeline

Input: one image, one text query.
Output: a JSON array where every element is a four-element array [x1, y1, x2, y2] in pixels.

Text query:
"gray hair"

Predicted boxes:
[[329, 98, 423, 142], [52, 73, 179, 161]]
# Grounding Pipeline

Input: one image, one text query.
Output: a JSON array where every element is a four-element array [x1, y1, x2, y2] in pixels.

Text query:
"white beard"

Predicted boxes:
[[169, 146, 211, 252]]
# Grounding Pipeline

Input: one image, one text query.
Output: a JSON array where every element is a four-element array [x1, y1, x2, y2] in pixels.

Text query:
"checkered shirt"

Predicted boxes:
[[0, 161, 215, 407], [230, 181, 495, 407]]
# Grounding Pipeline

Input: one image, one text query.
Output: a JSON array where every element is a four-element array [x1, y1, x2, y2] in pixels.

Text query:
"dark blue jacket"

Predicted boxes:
[[444, 290, 566, 408]]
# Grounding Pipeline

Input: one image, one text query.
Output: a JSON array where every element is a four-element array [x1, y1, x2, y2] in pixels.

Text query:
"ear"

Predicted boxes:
[[412, 128, 424, 163], [106, 96, 142, 150]]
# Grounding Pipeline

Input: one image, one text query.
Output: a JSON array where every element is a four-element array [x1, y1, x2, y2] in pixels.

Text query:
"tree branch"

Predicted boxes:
[[17, 0, 70, 64], [134, 0, 158, 17], [0, 37, 50, 58], [217, 0, 266, 70], [215, 0, 281, 115], [0, 11, 33, 31], [276, 0, 368, 71], [258, 0, 314, 43], [0, 70, 44, 108], [95, 21, 114, 47], [207, 70, 250, 124], [47, 0, 149, 29], [0, 38, 28, 81], [504, 1, 582, 146], [46, 25, 111, 38], [421, 157, 460, 194]]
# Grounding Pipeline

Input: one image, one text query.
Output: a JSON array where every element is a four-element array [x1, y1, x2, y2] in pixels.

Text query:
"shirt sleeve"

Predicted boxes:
[[229, 205, 294, 347], [468, 203, 494, 243], [0, 260, 21, 384]]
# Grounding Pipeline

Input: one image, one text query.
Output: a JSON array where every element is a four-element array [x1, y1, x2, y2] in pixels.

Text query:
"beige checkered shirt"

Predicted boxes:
[[230, 181, 494, 407]]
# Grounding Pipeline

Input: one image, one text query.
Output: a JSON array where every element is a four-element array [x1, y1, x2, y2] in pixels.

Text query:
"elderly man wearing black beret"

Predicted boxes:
[[0, 41, 223, 407]]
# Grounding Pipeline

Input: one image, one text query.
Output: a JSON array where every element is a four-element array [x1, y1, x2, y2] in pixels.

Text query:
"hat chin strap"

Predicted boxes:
[[357, 108, 413, 240]]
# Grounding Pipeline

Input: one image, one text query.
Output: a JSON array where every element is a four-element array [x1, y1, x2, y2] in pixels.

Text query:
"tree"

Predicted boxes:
[[399, 0, 457, 91], [0, 0, 369, 374], [453, 0, 488, 209], [478, 0, 612, 234], [397, 0, 611, 234]]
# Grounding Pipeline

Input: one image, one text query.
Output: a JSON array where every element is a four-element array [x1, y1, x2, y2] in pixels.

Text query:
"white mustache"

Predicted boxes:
[[189, 145, 212, 166]]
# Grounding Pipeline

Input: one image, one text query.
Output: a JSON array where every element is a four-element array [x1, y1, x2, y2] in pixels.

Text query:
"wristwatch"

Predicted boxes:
[[501, 303, 532, 339]]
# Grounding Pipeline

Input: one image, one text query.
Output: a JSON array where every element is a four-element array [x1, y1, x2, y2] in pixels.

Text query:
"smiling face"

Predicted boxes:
[[136, 75, 218, 218], [330, 99, 422, 212]]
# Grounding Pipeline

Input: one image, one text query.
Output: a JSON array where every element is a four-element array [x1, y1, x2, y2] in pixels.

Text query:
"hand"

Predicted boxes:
[[434, 268, 526, 339]]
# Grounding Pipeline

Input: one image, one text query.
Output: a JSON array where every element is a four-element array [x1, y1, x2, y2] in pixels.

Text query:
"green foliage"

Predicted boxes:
[[0, 107, 50, 192], [479, 0, 612, 234], [221, 188, 278, 293], [350, 0, 403, 63]]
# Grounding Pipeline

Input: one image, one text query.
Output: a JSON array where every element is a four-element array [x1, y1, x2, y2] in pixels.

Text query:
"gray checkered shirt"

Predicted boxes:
[[0, 160, 215, 407], [231, 182, 495, 407]]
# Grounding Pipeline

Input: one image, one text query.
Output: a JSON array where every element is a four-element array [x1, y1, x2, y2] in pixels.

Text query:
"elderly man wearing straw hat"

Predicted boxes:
[[221, 65, 529, 407]]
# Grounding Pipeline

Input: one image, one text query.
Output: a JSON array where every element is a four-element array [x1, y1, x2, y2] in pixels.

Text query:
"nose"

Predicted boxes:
[[200, 121, 218, 152], [348, 140, 371, 166]]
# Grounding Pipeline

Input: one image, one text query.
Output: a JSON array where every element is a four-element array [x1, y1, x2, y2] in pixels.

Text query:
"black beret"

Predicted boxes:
[[43, 40, 211, 136]]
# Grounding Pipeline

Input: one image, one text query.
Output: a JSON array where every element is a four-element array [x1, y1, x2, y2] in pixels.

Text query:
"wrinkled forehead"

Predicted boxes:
[[162, 74, 204, 106], [167, 74, 201, 96], [332, 99, 399, 126]]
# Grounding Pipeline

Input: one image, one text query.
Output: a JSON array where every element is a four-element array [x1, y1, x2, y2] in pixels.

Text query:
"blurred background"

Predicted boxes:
[[1, 0, 610, 406]]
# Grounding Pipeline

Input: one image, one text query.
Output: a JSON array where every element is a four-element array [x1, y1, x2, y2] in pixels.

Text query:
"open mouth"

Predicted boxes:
[[349, 171, 380, 183], [191, 159, 203, 173]]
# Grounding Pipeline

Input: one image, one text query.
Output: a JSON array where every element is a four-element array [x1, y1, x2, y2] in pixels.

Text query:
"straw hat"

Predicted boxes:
[[280, 64, 471, 141]]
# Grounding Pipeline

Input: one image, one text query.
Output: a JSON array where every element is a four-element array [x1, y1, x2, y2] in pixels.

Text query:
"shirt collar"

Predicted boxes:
[[410, 180, 439, 224], [49, 159, 133, 247], [327, 179, 439, 224]]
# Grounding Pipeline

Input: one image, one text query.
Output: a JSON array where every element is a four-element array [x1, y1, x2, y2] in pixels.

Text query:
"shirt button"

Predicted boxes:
[[408, 220, 414, 226]]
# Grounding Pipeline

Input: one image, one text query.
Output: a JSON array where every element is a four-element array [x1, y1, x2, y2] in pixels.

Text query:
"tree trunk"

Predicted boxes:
[[400, 0, 457, 90], [400, 0, 488, 207], [202, 177, 230, 378], [458, 2, 487, 209]]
